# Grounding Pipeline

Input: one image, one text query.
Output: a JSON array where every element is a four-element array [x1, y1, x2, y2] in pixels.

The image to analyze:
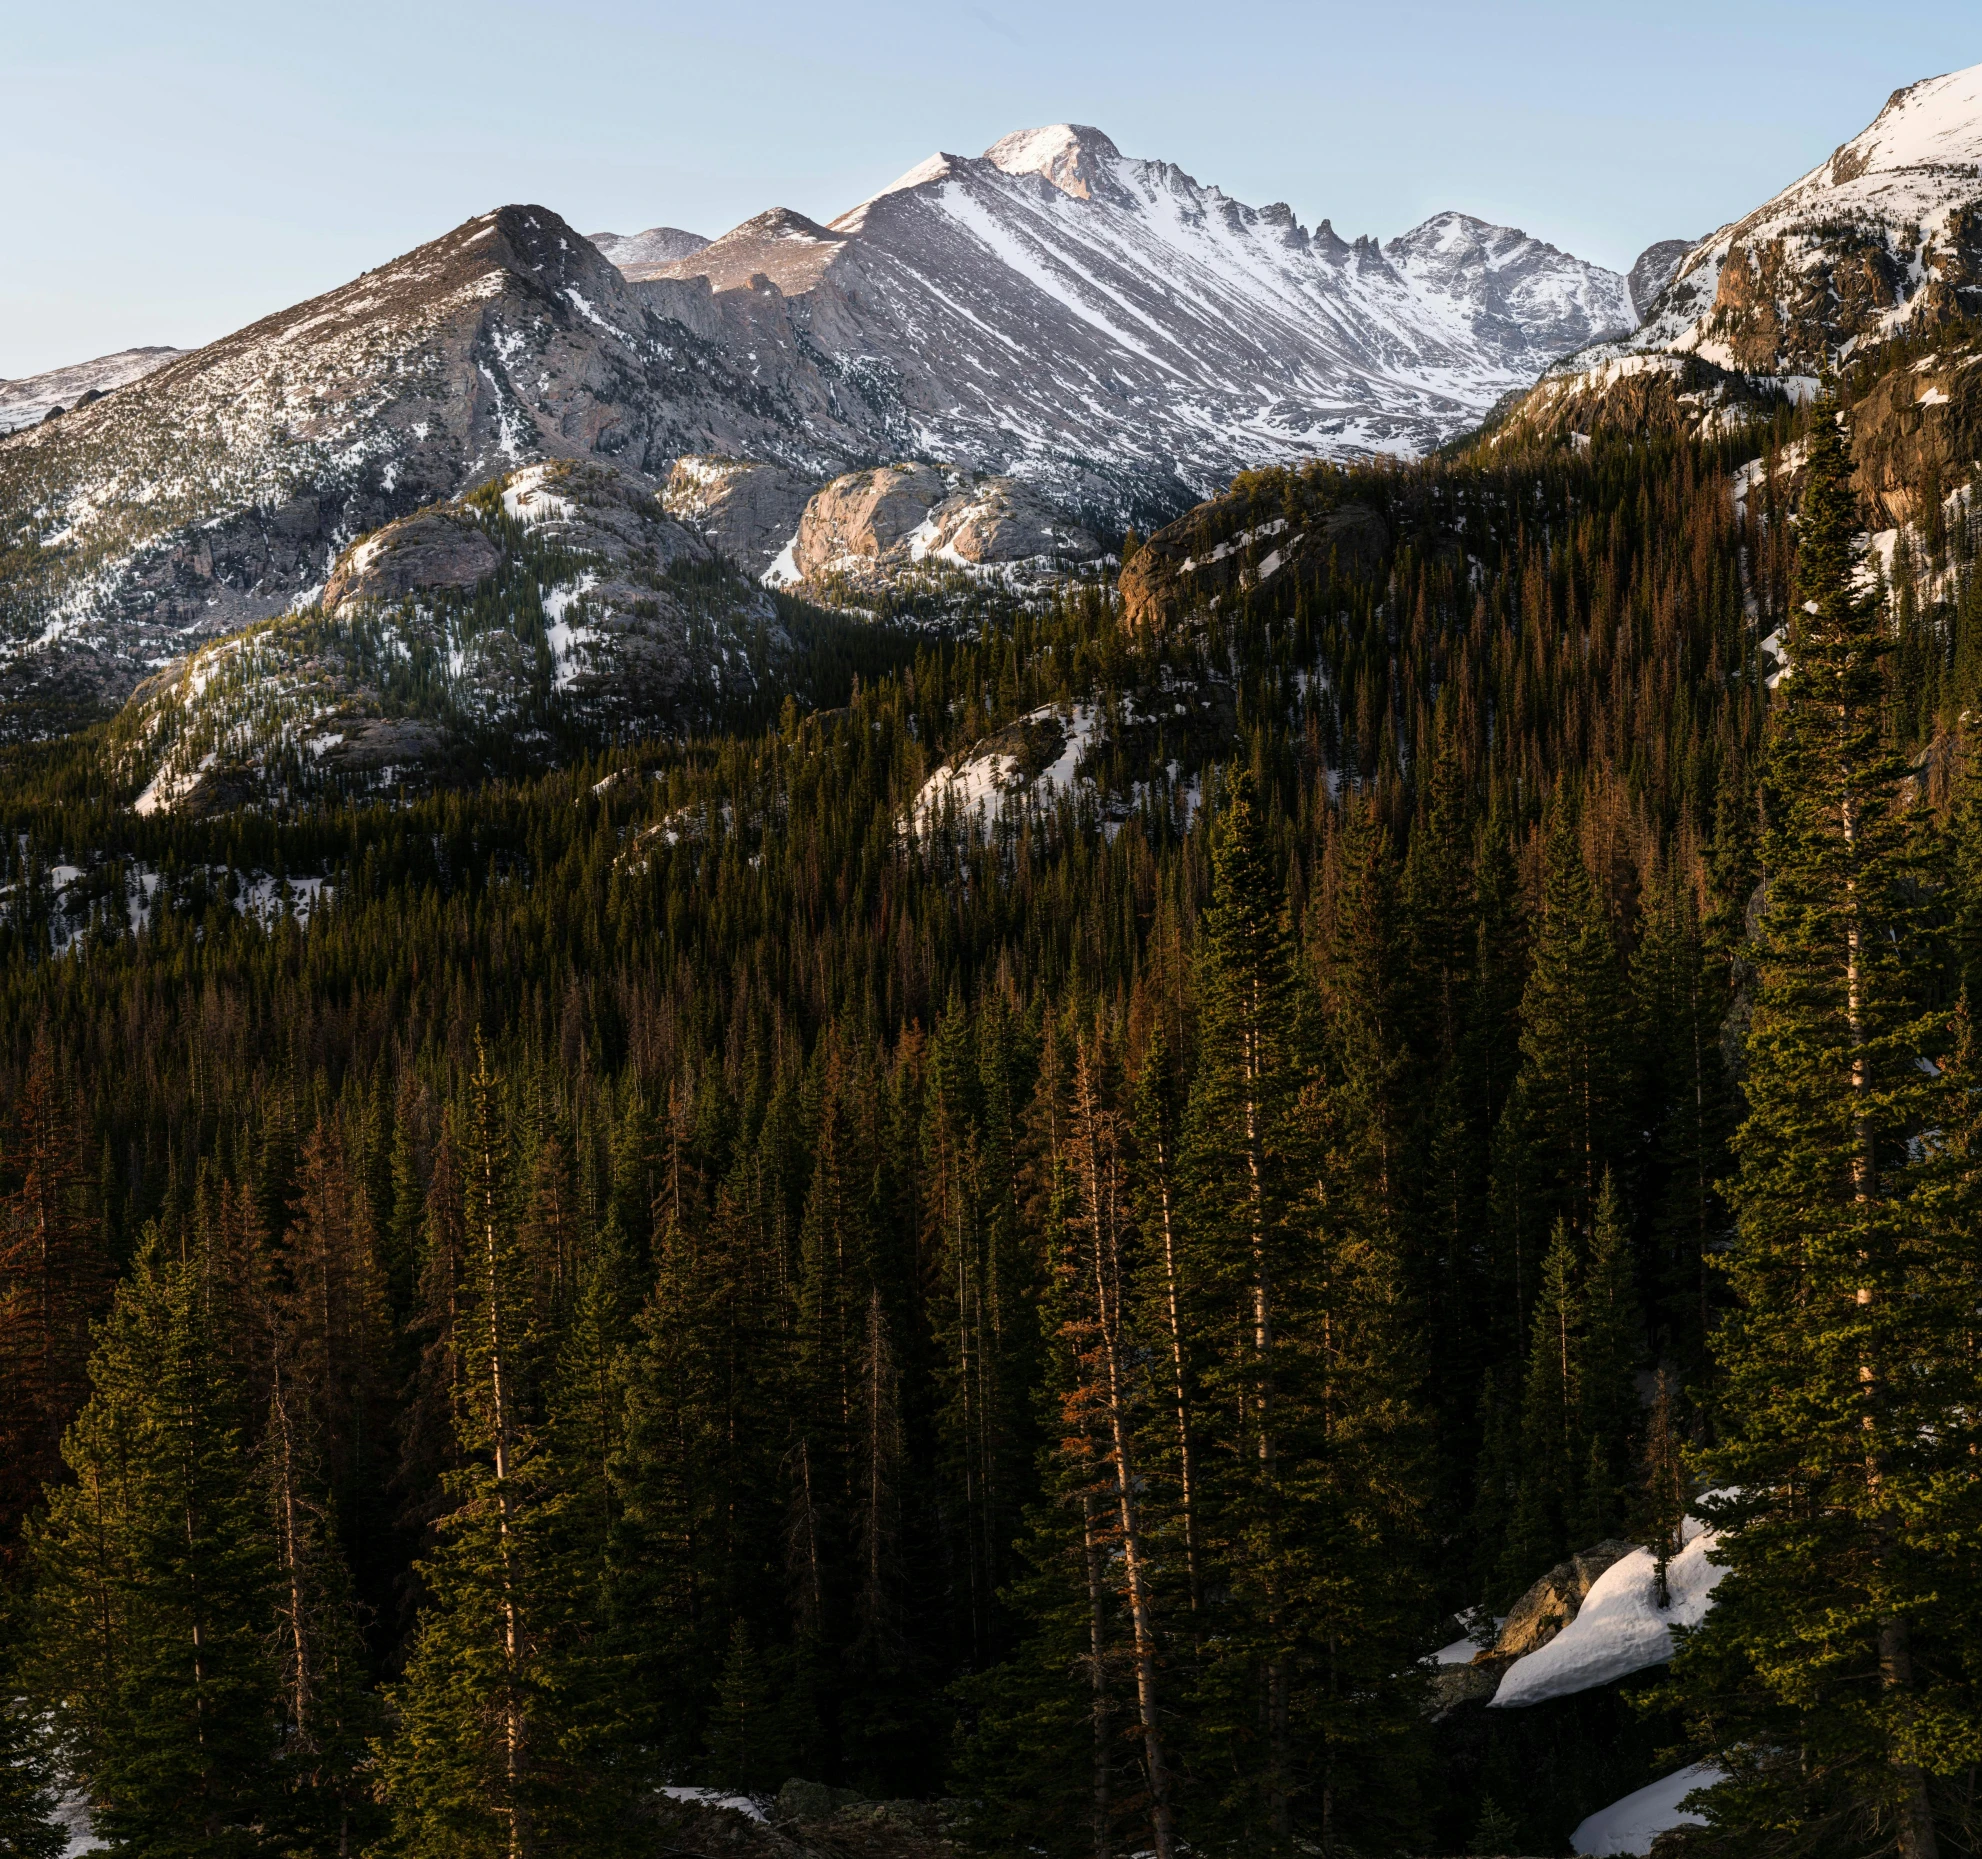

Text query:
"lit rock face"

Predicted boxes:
[[789, 466, 1103, 588]]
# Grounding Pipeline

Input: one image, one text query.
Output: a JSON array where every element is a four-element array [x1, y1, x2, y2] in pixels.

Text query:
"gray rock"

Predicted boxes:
[[1491, 1540, 1639, 1662], [664, 455, 819, 574], [1626, 239, 1697, 320], [772, 1778, 864, 1826], [793, 464, 947, 578], [323, 508, 500, 615], [107, 458, 786, 815], [587, 226, 710, 271]]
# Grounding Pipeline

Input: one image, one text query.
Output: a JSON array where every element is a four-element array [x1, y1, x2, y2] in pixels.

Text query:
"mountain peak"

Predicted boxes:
[[982, 124, 1122, 199], [1609, 57, 1982, 374]]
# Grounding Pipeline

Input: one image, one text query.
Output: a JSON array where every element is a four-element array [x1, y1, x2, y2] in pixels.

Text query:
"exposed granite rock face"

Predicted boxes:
[[794, 465, 949, 578], [933, 477, 1103, 565], [586, 225, 709, 270], [107, 459, 789, 815], [1493, 1541, 1639, 1661], [664, 454, 820, 574], [1845, 335, 1982, 527], [1120, 491, 1388, 629], [1487, 351, 1788, 447], [322, 508, 500, 615], [787, 465, 1104, 589], [1627, 239, 1697, 319], [1537, 66, 1982, 400]]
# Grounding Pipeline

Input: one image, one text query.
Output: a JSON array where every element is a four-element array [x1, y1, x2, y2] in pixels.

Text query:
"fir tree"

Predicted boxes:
[[1673, 403, 1982, 1859], [31, 1230, 281, 1859]]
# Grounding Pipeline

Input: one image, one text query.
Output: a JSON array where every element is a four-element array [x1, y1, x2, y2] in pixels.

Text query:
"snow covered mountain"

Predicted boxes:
[[0, 125, 1635, 729], [0, 346, 183, 434], [646, 125, 1634, 495], [587, 226, 710, 269], [1562, 63, 1982, 387]]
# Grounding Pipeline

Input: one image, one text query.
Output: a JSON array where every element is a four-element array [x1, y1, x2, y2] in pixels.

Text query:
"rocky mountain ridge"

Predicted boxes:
[[101, 457, 806, 816], [0, 126, 1644, 734], [646, 125, 1639, 486], [0, 346, 183, 434], [588, 225, 710, 269], [1503, 61, 1982, 442]]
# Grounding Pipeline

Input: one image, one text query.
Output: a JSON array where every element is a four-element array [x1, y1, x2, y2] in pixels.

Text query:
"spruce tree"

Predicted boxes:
[[32, 1229, 281, 1858], [1673, 404, 1982, 1859]]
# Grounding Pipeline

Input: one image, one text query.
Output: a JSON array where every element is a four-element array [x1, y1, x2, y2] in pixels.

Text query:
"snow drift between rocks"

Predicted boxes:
[[1490, 1505, 1727, 1707], [1573, 1763, 1724, 1856]]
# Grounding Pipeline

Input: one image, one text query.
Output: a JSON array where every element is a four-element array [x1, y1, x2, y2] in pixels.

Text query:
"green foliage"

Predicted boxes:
[[0, 401, 1973, 1855]]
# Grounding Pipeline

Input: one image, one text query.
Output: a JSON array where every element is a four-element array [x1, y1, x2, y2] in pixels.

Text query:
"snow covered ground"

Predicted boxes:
[[1572, 1764, 1724, 1856], [659, 1785, 767, 1820], [1490, 1506, 1727, 1708]]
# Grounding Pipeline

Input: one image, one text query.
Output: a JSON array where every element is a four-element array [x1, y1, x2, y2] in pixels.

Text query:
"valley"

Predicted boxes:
[[0, 52, 1979, 1859]]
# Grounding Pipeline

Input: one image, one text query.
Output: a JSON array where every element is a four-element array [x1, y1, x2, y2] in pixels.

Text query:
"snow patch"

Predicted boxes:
[[1572, 1764, 1725, 1856], [659, 1786, 767, 1821], [1490, 1503, 1729, 1708]]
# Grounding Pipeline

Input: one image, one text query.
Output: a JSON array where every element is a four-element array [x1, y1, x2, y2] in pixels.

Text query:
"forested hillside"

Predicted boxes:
[[0, 325, 1978, 1859]]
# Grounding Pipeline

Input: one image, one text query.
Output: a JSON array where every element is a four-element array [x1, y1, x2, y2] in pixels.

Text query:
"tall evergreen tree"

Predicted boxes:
[[32, 1230, 281, 1859], [1673, 404, 1982, 1859]]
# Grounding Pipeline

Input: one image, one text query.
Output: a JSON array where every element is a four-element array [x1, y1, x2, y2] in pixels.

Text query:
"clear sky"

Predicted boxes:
[[2, 0, 1975, 378]]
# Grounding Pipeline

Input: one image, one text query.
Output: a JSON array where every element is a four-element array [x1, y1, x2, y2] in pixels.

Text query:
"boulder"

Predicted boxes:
[[1492, 1540, 1639, 1661]]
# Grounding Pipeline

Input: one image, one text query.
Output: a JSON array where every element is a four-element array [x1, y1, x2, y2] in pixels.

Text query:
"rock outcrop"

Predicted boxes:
[[109, 459, 788, 815], [1120, 490, 1389, 629], [786, 466, 1103, 590], [664, 455, 820, 575], [1429, 1539, 1639, 1716], [321, 508, 501, 615]]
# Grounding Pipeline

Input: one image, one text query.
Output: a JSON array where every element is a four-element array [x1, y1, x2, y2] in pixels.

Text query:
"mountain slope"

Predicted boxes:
[[649, 125, 1633, 494], [588, 226, 710, 269], [1549, 62, 1982, 393], [0, 127, 1633, 733], [0, 346, 183, 434], [100, 458, 824, 816], [0, 205, 892, 728]]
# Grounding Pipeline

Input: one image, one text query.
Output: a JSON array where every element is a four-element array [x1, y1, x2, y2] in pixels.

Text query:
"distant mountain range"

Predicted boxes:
[[0, 346, 183, 434], [0, 123, 1657, 722], [5, 65, 1980, 747]]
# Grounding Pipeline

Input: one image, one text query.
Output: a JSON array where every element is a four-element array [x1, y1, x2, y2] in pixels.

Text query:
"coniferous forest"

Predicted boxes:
[[0, 353, 1980, 1859]]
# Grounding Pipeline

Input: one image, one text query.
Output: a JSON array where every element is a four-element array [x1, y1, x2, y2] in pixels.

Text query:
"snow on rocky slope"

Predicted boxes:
[[649, 124, 1634, 509], [0, 346, 183, 434], [1572, 1765, 1725, 1857], [104, 457, 789, 816], [0, 127, 1633, 734], [1545, 62, 1982, 394], [587, 226, 710, 270], [1489, 1507, 1727, 1708]]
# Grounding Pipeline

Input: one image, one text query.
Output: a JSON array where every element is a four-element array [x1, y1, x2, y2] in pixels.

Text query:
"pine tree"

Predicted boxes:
[[1573, 1173, 1642, 1544], [31, 1229, 281, 1858], [0, 1586, 62, 1859], [1180, 769, 1306, 1842], [0, 1027, 108, 1551], [1673, 404, 1982, 1859]]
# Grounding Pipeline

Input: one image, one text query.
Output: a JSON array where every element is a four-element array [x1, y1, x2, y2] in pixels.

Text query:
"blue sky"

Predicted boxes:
[[2, 0, 1974, 377]]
